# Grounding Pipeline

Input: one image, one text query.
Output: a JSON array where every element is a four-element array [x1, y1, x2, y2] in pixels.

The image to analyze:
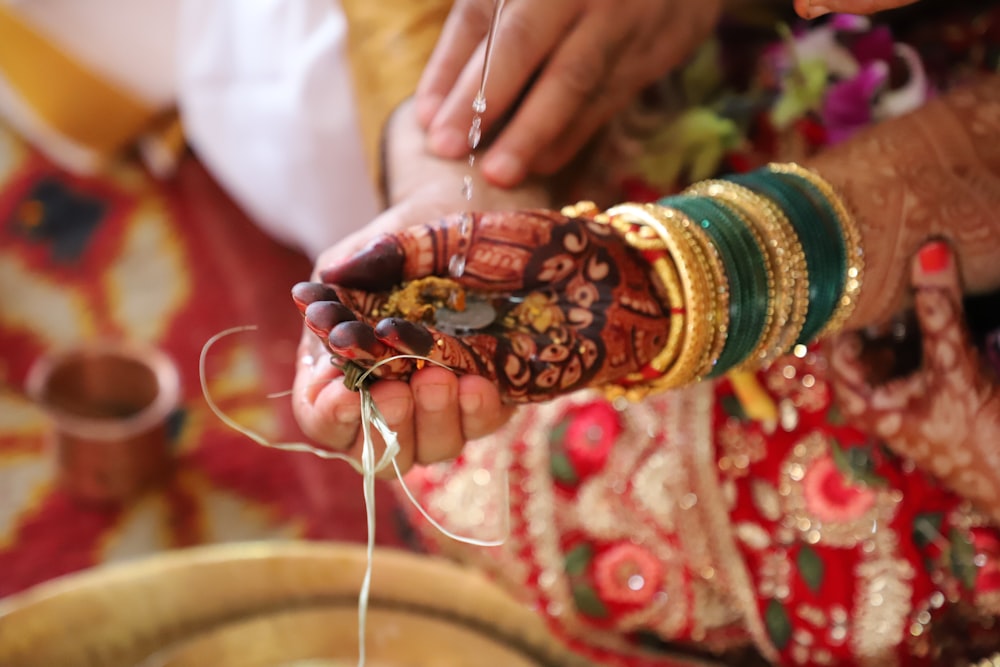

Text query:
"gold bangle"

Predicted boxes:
[[769, 163, 864, 337], [605, 203, 716, 396], [564, 201, 686, 398], [687, 180, 808, 366], [642, 202, 730, 379]]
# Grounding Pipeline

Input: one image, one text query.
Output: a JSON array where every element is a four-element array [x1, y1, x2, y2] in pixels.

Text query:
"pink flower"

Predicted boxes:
[[821, 60, 888, 144], [592, 542, 663, 608], [562, 401, 623, 478], [802, 454, 876, 523]]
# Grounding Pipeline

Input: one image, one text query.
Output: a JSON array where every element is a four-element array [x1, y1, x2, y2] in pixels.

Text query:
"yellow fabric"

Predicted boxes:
[[340, 0, 453, 189], [0, 5, 159, 161]]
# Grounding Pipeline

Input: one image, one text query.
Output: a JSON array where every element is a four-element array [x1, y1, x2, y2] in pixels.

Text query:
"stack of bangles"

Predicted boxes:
[[566, 163, 864, 401]]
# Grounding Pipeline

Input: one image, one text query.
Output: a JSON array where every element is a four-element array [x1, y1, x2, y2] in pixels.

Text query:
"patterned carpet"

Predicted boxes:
[[0, 122, 409, 598]]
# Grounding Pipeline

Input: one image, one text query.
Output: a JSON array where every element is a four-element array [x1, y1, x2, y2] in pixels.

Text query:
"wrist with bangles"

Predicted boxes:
[[564, 162, 865, 402]]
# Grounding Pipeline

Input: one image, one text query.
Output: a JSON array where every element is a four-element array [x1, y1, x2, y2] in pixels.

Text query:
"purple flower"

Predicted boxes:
[[821, 60, 888, 144], [848, 25, 896, 65]]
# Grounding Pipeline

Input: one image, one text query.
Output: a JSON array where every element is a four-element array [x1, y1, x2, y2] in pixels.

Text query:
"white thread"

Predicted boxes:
[[200, 326, 509, 667]]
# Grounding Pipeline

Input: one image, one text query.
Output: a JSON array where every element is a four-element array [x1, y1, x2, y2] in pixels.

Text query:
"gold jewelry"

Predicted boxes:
[[769, 163, 864, 336], [604, 218, 687, 377], [642, 203, 730, 379], [604, 203, 716, 398]]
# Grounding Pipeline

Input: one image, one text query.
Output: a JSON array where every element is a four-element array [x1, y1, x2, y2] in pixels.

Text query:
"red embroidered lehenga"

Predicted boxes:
[[388, 4, 1000, 665]]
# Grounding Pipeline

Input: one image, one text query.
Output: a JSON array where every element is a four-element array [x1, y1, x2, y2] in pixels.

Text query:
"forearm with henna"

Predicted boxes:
[[805, 75, 1000, 329]]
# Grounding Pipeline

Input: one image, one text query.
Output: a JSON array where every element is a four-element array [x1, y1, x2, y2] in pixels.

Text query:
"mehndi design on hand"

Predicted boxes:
[[293, 209, 671, 402], [830, 240, 1000, 522]]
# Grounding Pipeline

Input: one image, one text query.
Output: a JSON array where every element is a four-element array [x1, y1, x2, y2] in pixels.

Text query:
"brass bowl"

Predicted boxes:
[[0, 542, 596, 667]]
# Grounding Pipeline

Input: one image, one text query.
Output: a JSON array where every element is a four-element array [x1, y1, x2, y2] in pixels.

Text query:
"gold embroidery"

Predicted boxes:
[[779, 432, 899, 548], [680, 382, 781, 662], [851, 525, 915, 667]]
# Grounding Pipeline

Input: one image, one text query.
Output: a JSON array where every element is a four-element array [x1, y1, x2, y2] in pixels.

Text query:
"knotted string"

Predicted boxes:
[[200, 326, 509, 667]]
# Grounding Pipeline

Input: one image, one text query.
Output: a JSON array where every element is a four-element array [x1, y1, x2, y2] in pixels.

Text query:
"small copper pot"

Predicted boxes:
[[26, 342, 180, 505]]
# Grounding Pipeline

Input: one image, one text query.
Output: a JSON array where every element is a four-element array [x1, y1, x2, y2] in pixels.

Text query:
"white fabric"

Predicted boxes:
[[176, 0, 378, 259], [4, 0, 179, 107], [0, 0, 376, 258]]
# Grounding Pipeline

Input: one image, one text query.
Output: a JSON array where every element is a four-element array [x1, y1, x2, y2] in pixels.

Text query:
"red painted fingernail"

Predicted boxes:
[[918, 240, 951, 274]]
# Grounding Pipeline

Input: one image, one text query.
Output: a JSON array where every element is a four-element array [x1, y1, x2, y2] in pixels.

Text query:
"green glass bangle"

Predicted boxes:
[[661, 194, 771, 377], [724, 170, 840, 345], [770, 169, 847, 286]]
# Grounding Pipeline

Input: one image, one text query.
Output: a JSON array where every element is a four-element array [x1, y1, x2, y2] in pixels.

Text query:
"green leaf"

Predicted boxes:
[[564, 543, 594, 577], [549, 451, 579, 486], [950, 528, 979, 591], [682, 39, 724, 105], [765, 598, 792, 650], [912, 513, 944, 550], [770, 57, 828, 130], [571, 583, 609, 619], [797, 544, 825, 593], [548, 419, 570, 446], [825, 402, 845, 426], [829, 439, 887, 488]]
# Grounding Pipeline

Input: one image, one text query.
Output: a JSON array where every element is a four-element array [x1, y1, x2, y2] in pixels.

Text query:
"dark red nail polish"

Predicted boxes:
[[918, 241, 951, 274]]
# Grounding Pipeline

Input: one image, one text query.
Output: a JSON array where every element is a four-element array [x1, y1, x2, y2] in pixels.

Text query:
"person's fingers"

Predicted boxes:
[[293, 331, 361, 451], [528, 88, 623, 176], [911, 240, 978, 385], [415, 0, 494, 128], [410, 366, 465, 464], [828, 332, 873, 417], [374, 318, 436, 357], [457, 373, 515, 440], [291, 282, 339, 313], [426, 0, 582, 161], [319, 234, 405, 291], [303, 300, 355, 340], [479, 11, 629, 186], [328, 321, 390, 362], [794, 0, 919, 19], [366, 380, 417, 477]]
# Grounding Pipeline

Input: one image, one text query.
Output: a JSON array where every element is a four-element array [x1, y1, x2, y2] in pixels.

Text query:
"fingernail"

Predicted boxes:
[[918, 240, 951, 274], [482, 152, 524, 186], [427, 128, 467, 158], [335, 402, 360, 424], [378, 396, 410, 425], [809, 4, 831, 18], [459, 392, 482, 415], [417, 383, 454, 412]]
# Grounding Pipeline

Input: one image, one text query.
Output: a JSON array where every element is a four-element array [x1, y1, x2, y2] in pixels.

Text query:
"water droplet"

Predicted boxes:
[[472, 94, 487, 114], [468, 153, 476, 167], [627, 575, 645, 591], [468, 116, 482, 150], [459, 212, 473, 236], [462, 175, 473, 201], [449, 253, 466, 278]]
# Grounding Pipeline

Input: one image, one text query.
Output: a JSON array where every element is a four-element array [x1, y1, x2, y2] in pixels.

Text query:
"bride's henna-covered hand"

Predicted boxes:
[[830, 240, 1000, 523], [294, 209, 671, 403]]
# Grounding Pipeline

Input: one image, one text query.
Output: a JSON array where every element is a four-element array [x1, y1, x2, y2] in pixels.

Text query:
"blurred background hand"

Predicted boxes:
[[414, 0, 722, 187], [794, 0, 920, 19]]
